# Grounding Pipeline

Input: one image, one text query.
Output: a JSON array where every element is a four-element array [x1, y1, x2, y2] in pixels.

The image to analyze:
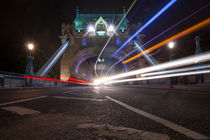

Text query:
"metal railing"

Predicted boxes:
[[0, 71, 78, 88]]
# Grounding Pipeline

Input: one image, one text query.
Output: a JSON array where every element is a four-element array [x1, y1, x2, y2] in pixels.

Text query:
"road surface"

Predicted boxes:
[[0, 86, 209, 140]]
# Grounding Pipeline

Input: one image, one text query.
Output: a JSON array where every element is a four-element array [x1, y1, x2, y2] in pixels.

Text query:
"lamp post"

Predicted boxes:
[[168, 42, 176, 87], [168, 42, 175, 61], [25, 43, 34, 76], [194, 36, 204, 84]]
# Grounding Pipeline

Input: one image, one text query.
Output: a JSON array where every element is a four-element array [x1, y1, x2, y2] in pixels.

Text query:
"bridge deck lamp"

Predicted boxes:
[[168, 41, 175, 86], [28, 43, 34, 50], [168, 42, 175, 49], [168, 42, 175, 60], [25, 43, 35, 76]]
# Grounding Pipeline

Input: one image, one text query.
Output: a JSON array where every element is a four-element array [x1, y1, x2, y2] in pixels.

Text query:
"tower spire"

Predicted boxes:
[[123, 6, 126, 15], [76, 6, 79, 18]]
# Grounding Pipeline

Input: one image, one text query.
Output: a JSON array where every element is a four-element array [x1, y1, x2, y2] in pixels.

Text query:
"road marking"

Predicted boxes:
[[77, 123, 170, 140], [93, 89, 100, 94], [0, 96, 47, 106], [53, 96, 106, 102], [1, 106, 41, 116], [105, 96, 209, 140]]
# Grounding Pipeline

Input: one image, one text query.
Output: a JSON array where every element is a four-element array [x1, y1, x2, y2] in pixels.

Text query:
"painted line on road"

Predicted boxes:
[[105, 96, 209, 140], [53, 96, 106, 102], [1, 106, 41, 116], [0, 96, 48, 106], [93, 89, 100, 94]]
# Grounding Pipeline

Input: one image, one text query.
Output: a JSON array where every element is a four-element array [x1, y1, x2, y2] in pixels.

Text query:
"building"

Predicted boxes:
[[59, 7, 144, 81]]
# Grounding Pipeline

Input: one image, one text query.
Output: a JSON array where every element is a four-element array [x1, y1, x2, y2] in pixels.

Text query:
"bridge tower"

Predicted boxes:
[[59, 7, 144, 81]]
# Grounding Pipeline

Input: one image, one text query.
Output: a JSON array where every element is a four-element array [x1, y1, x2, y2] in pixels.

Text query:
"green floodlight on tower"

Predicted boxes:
[[95, 16, 108, 36], [73, 6, 128, 36]]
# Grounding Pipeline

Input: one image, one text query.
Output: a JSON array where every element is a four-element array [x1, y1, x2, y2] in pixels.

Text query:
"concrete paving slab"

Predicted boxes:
[[1, 106, 41, 116], [77, 123, 170, 140]]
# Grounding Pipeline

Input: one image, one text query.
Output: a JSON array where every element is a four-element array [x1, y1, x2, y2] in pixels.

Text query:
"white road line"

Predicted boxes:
[[53, 96, 105, 102], [0, 96, 47, 106], [105, 96, 209, 140], [93, 89, 100, 94], [1, 106, 41, 116]]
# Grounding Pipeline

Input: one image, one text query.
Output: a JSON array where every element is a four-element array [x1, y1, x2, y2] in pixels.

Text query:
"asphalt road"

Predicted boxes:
[[0, 86, 209, 140]]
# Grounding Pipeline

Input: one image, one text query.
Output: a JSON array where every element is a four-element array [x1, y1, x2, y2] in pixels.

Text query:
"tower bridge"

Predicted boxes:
[[59, 7, 144, 81], [1, 1, 210, 139]]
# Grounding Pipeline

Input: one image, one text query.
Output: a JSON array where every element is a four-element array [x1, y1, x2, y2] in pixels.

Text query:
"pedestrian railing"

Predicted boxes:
[[0, 71, 80, 88]]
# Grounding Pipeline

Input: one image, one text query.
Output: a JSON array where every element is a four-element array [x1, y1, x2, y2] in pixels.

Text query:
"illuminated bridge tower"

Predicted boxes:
[[60, 7, 144, 81]]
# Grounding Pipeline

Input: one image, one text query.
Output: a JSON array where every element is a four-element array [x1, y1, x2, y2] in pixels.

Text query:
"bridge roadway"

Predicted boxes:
[[0, 86, 209, 139]]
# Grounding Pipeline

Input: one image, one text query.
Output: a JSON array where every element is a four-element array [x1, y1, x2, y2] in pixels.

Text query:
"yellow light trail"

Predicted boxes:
[[123, 18, 210, 64]]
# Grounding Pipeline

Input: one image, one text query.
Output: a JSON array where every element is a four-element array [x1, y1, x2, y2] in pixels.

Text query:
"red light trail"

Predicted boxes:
[[23, 75, 92, 85]]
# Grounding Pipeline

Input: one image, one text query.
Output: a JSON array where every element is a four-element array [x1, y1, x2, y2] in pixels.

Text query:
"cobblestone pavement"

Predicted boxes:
[[0, 86, 209, 139]]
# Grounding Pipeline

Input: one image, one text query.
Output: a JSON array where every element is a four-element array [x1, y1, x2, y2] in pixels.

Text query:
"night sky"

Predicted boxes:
[[0, 0, 209, 77]]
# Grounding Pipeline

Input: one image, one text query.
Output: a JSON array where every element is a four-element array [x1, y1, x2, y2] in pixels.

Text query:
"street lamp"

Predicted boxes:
[[168, 42, 175, 60], [168, 41, 176, 87], [27, 43, 34, 51], [25, 43, 35, 76], [168, 42, 174, 49]]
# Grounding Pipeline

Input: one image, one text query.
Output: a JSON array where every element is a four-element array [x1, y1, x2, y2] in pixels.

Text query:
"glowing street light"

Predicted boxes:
[[107, 24, 115, 32], [87, 25, 95, 32], [168, 42, 175, 49], [27, 43, 34, 50], [25, 43, 35, 76]]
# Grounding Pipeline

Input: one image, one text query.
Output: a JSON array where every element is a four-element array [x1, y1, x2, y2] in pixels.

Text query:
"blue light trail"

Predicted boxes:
[[104, 4, 208, 76], [37, 40, 70, 77], [112, 0, 177, 57]]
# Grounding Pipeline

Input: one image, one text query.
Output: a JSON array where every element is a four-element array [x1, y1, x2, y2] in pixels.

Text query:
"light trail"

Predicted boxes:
[[70, 35, 94, 73], [24, 75, 92, 85], [123, 18, 210, 64], [94, 0, 137, 77], [141, 65, 210, 77], [134, 41, 156, 66], [104, 4, 209, 77], [58, 76, 91, 83], [102, 40, 156, 77], [105, 70, 210, 85], [37, 41, 70, 77], [94, 52, 210, 85], [112, 0, 177, 57]]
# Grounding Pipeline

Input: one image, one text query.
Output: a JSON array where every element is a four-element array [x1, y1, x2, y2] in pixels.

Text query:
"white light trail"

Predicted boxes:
[[94, 0, 137, 77], [141, 64, 210, 77], [95, 52, 210, 84], [105, 70, 210, 85], [134, 41, 156, 66]]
